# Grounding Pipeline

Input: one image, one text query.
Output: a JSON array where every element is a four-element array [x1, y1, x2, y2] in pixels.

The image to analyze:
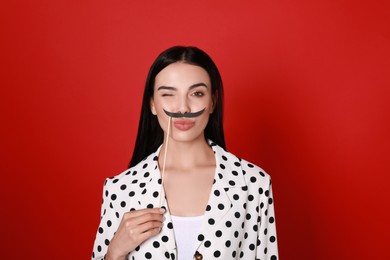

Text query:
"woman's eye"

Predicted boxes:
[[162, 93, 173, 97], [192, 91, 204, 97]]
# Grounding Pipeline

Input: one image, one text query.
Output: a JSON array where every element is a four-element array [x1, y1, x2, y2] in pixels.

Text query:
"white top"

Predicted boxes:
[[171, 215, 204, 260]]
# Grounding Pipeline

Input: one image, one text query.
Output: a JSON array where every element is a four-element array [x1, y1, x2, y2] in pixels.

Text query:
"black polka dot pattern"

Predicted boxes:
[[92, 140, 278, 259]]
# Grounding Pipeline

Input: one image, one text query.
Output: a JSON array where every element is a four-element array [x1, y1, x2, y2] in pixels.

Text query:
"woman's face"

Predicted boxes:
[[150, 62, 215, 143]]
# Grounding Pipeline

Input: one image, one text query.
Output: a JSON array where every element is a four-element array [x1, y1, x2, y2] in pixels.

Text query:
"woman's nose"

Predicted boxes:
[[176, 96, 190, 114]]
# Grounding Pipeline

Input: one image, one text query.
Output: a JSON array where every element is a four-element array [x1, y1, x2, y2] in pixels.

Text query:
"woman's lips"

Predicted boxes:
[[173, 119, 195, 131]]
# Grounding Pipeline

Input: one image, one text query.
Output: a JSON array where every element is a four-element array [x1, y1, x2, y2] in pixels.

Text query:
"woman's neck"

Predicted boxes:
[[159, 137, 214, 171]]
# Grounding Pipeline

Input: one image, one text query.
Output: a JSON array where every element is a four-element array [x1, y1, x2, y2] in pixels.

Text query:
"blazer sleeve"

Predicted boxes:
[[256, 176, 279, 260], [92, 178, 120, 260]]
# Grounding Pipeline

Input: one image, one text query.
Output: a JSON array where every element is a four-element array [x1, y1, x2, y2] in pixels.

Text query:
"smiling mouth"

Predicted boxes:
[[163, 108, 206, 118]]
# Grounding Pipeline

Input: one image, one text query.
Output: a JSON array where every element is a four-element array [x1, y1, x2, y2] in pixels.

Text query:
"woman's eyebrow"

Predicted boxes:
[[189, 83, 208, 89], [157, 86, 176, 91], [157, 83, 208, 91]]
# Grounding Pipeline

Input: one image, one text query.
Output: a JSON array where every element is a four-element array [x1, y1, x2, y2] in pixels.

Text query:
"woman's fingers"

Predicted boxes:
[[124, 207, 165, 219], [129, 218, 163, 234], [133, 221, 163, 242], [123, 209, 164, 241], [106, 208, 165, 259], [124, 208, 165, 226]]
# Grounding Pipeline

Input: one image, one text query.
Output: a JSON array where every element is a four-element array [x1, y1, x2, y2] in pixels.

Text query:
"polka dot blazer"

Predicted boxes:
[[92, 141, 278, 259]]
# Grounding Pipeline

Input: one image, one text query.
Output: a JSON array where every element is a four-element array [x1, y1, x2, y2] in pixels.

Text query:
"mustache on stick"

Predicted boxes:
[[163, 108, 206, 118]]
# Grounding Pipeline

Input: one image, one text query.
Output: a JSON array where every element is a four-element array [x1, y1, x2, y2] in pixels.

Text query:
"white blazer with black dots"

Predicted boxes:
[[92, 141, 278, 260]]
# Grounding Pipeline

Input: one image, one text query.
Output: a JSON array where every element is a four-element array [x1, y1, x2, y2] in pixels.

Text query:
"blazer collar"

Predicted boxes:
[[209, 140, 247, 188], [133, 139, 246, 188], [134, 140, 247, 191]]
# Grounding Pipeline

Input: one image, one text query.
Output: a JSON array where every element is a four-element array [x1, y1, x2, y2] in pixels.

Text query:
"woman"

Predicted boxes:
[[92, 46, 278, 260]]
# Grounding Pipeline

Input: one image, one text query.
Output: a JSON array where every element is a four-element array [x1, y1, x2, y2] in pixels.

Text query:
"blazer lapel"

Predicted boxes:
[[136, 148, 177, 255], [195, 142, 247, 250]]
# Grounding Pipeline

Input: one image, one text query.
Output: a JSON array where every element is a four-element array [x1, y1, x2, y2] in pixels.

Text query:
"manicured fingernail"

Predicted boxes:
[[160, 208, 166, 213]]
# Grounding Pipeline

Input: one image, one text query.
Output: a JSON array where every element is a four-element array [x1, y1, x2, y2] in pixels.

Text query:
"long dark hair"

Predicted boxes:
[[129, 46, 226, 167]]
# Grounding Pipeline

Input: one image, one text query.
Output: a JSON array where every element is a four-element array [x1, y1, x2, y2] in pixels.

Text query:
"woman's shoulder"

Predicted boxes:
[[210, 141, 272, 187], [103, 150, 160, 189], [238, 156, 272, 187]]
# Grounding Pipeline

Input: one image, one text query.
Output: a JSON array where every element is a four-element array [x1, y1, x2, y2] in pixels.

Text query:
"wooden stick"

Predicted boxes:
[[159, 116, 171, 208]]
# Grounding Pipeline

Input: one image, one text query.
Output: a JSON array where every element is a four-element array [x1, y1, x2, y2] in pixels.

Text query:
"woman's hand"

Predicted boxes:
[[105, 207, 165, 260]]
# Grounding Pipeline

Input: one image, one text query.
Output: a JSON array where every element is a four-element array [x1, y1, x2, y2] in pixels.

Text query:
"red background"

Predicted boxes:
[[1, 0, 389, 259]]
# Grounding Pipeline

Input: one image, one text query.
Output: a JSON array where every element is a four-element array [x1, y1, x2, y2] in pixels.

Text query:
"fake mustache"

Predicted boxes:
[[163, 108, 206, 118]]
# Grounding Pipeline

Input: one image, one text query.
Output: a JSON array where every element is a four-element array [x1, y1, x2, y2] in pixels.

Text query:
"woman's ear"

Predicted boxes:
[[150, 98, 157, 115]]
